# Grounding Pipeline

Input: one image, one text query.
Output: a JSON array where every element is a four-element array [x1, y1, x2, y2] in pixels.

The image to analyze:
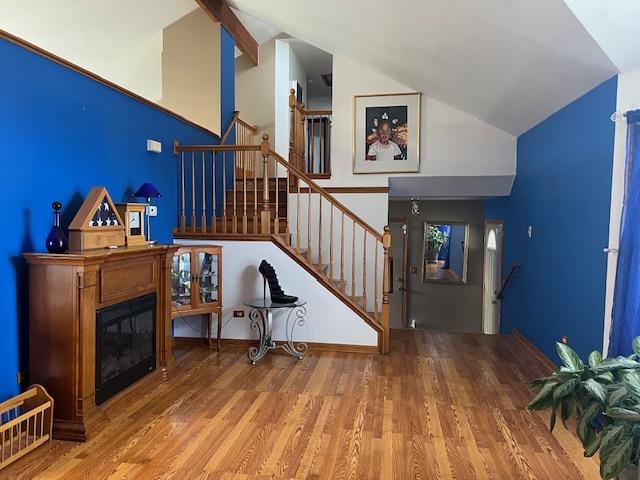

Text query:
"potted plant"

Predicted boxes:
[[528, 338, 640, 480], [426, 225, 447, 263]]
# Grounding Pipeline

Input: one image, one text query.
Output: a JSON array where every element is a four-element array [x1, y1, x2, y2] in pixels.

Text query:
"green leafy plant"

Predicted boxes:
[[427, 225, 447, 250], [425, 226, 448, 263], [528, 338, 640, 479]]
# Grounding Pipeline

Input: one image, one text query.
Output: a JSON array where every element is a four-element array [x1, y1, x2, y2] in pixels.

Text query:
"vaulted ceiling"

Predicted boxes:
[[228, 0, 624, 136]]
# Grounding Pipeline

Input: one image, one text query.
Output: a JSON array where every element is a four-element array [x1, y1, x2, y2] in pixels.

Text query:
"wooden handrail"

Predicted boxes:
[[219, 111, 259, 145], [220, 111, 239, 144], [267, 147, 383, 242], [236, 117, 258, 135], [175, 143, 260, 153], [304, 109, 332, 116]]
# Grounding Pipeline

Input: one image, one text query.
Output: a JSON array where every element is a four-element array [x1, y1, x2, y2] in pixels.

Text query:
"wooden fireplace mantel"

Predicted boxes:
[[24, 244, 179, 441]]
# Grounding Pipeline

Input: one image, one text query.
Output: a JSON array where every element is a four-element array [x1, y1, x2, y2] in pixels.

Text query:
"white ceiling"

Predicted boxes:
[[228, 0, 619, 135], [0, 0, 199, 102], [230, 7, 280, 47], [563, 0, 640, 74]]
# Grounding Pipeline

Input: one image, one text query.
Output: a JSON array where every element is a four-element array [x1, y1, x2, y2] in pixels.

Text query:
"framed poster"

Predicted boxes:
[[353, 92, 421, 174]]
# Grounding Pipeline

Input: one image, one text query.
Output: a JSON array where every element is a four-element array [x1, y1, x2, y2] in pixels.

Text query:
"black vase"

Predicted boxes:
[[45, 201, 68, 254]]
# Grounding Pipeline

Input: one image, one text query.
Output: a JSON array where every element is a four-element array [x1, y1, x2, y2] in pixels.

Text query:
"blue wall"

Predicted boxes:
[[487, 76, 617, 362], [221, 27, 236, 136], [449, 225, 466, 275], [0, 30, 233, 400]]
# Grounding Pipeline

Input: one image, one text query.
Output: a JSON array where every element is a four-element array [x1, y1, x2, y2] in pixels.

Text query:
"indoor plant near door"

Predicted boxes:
[[426, 225, 447, 263], [528, 338, 640, 480]]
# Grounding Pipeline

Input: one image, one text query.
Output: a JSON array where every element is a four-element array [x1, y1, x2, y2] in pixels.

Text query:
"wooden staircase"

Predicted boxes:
[[173, 113, 390, 353]]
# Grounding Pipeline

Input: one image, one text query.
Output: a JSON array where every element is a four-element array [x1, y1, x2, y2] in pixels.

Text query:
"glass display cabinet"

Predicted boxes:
[[171, 245, 222, 349]]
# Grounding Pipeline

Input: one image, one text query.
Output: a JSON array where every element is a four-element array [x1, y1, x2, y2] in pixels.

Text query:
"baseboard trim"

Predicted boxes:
[[511, 328, 556, 373], [173, 336, 379, 354]]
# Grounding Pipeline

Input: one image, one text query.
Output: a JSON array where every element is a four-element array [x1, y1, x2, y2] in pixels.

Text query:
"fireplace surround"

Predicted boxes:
[[25, 244, 178, 441]]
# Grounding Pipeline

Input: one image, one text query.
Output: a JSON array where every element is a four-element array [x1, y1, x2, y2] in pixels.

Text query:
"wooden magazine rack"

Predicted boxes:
[[0, 384, 53, 470]]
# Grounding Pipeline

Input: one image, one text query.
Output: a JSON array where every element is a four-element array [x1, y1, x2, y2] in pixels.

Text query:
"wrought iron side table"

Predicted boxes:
[[243, 298, 307, 364]]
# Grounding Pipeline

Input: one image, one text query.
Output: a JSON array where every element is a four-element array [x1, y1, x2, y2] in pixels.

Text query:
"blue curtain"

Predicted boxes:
[[609, 109, 640, 356]]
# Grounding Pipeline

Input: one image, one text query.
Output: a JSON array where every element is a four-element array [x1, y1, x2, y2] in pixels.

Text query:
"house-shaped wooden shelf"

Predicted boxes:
[[68, 187, 126, 251]]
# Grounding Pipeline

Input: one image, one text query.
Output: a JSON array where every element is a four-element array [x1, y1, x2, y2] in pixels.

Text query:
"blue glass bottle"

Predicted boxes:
[[46, 201, 68, 253]]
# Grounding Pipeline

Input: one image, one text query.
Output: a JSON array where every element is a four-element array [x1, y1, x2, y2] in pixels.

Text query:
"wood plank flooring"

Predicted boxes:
[[3, 330, 600, 479]]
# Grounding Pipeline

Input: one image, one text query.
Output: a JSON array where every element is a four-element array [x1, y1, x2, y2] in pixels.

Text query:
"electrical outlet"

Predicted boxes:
[[233, 310, 245, 318], [561, 335, 568, 344], [147, 205, 158, 217]]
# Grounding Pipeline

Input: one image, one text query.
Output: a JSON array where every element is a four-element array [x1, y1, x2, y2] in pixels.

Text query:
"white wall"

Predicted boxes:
[[172, 240, 379, 347], [603, 68, 640, 354], [308, 96, 332, 110], [327, 55, 516, 186], [272, 39, 309, 158], [318, 55, 516, 233], [289, 46, 308, 106], [236, 38, 277, 141], [161, 9, 221, 134], [274, 39, 291, 157]]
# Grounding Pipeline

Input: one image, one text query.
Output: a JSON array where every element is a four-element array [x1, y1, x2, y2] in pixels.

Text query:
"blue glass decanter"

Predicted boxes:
[[45, 201, 68, 253]]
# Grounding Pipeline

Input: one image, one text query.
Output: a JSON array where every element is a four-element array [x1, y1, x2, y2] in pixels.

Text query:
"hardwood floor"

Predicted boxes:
[[3, 330, 599, 479]]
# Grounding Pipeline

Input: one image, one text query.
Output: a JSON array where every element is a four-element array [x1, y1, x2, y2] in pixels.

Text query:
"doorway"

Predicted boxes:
[[482, 220, 503, 334], [389, 221, 409, 329]]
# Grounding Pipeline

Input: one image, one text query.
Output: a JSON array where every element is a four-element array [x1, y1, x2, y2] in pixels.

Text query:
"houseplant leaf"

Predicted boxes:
[[633, 336, 640, 356], [577, 401, 601, 444], [584, 434, 601, 457], [582, 379, 607, 404], [553, 378, 579, 400], [605, 407, 640, 422], [560, 397, 574, 429], [595, 371, 614, 383], [600, 435, 633, 480], [621, 370, 640, 401], [556, 342, 583, 371], [599, 423, 628, 456], [549, 402, 558, 432], [527, 382, 557, 410], [608, 386, 629, 407], [589, 350, 603, 368], [591, 357, 639, 374]]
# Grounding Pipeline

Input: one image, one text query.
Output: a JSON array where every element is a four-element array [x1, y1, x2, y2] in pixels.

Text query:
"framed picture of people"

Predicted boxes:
[[353, 92, 421, 174]]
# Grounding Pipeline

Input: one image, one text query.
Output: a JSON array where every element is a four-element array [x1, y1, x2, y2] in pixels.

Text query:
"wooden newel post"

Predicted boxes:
[[261, 133, 271, 234], [288, 88, 297, 166], [381, 225, 391, 354]]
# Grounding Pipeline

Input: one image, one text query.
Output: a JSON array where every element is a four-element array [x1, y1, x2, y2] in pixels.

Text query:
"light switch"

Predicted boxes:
[[146, 139, 162, 153]]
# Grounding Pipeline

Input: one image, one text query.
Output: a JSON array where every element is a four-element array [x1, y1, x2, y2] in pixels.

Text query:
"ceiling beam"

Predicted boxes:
[[196, 0, 258, 66]]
